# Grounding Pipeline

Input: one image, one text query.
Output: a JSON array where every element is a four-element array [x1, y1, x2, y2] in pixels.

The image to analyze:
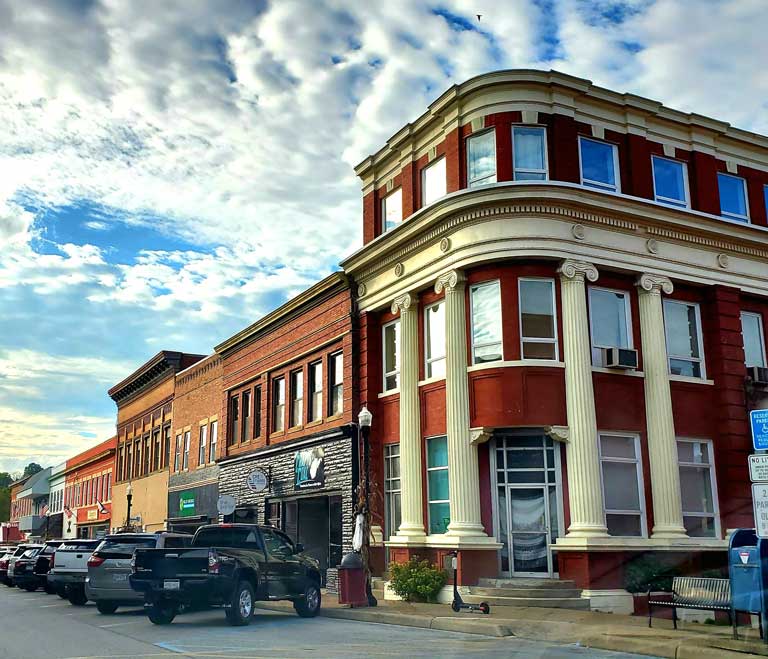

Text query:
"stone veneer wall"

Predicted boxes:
[[218, 432, 355, 592]]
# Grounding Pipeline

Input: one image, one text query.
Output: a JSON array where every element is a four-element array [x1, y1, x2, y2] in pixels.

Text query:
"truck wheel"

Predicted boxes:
[[147, 602, 177, 625], [56, 586, 68, 599], [225, 581, 255, 626], [23, 584, 37, 592], [44, 582, 56, 595], [97, 601, 119, 614], [68, 586, 88, 606], [293, 583, 321, 618]]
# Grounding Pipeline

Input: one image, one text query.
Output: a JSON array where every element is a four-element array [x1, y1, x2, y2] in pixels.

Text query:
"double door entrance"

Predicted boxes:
[[493, 433, 562, 577]]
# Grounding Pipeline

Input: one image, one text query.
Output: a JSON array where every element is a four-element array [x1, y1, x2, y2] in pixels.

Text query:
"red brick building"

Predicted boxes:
[[216, 273, 358, 588], [341, 70, 768, 612]]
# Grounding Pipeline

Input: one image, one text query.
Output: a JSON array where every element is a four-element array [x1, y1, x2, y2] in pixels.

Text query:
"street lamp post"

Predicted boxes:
[[357, 405, 377, 607], [125, 482, 133, 531]]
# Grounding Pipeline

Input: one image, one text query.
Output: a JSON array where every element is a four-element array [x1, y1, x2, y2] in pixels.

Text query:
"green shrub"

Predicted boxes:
[[624, 555, 682, 593], [388, 558, 447, 603]]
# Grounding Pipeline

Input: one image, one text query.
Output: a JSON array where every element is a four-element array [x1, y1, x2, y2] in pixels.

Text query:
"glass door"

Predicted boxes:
[[507, 486, 550, 575]]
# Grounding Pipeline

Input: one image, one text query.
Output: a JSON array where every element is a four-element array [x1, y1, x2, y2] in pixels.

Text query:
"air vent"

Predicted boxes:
[[749, 366, 768, 386], [603, 347, 639, 370]]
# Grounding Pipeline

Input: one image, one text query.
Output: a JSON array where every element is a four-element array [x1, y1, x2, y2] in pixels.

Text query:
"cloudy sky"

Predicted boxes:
[[0, 0, 766, 474]]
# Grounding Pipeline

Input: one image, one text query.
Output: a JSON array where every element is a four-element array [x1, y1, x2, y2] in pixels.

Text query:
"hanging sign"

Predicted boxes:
[[295, 447, 325, 490], [246, 468, 269, 493], [217, 495, 236, 516]]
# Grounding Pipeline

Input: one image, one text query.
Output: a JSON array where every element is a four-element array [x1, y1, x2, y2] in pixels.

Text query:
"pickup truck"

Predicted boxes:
[[47, 539, 101, 604], [130, 523, 322, 626]]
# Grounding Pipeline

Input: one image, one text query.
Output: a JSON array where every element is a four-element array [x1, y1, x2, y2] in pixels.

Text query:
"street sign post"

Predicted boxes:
[[751, 409, 768, 451], [750, 454, 768, 482], [753, 483, 768, 539]]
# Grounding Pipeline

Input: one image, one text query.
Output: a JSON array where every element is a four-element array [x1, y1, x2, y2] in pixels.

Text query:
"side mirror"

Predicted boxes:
[[294, 543, 304, 554]]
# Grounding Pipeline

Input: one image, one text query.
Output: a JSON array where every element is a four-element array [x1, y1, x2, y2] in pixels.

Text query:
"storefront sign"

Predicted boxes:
[[87, 509, 98, 521], [750, 454, 768, 482], [295, 447, 325, 490], [246, 468, 269, 493], [178, 491, 196, 517]]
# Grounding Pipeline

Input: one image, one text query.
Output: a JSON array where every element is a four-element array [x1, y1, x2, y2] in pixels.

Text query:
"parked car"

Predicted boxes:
[[34, 540, 65, 594], [86, 532, 192, 614], [47, 539, 100, 605], [0, 546, 19, 586], [12, 545, 46, 591], [7, 544, 42, 588], [130, 524, 322, 626]]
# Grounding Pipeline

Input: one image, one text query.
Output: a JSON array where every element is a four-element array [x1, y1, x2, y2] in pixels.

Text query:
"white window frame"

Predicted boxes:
[[518, 277, 559, 361], [579, 136, 621, 193], [677, 437, 721, 538], [512, 125, 548, 180], [290, 369, 303, 428], [588, 286, 633, 366], [651, 155, 690, 208], [309, 361, 323, 422], [384, 443, 401, 540], [717, 172, 750, 222], [741, 311, 767, 368], [598, 432, 647, 537], [426, 435, 450, 535], [382, 319, 401, 392], [209, 420, 218, 463], [182, 430, 190, 471], [382, 188, 403, 232], [663, 299, 706, 379], [198, 424, 207, 466], [424, 300, 446, 379], [329, 351, 344, 415], [273, 377, 286, 432], [470, 280, 503, 365], [467, 129, 497, 188], [421, 156, 447, 206]]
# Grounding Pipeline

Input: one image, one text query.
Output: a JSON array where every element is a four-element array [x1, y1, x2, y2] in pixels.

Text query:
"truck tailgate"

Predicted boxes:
[[133, 547, 210, 580], [54, 541, 100, 574]]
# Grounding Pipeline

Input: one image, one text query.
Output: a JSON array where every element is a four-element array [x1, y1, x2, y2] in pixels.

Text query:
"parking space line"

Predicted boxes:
[[98, 620, 147, 628], [40, 603, 69, 607]]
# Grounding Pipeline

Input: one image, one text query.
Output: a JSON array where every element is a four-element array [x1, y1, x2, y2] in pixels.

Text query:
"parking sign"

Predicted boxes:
[[754, 483, 768, 538], [751, 409, 768, 451]]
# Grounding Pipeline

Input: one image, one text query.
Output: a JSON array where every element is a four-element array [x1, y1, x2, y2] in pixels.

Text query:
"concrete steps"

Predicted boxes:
[[466, 577, 590, 610], [469, 586, 583, 599]]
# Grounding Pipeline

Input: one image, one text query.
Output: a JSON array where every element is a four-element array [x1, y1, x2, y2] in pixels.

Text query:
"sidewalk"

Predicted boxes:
[[256, 595, 768, 659]]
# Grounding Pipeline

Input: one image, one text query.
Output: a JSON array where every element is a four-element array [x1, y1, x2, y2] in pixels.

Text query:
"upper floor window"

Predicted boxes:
[[255, 385, 262, 437], [273, 377, 285, 432], [242, 389, 252, 442], [182, 430, 190, 470], [427, 436, 450, 534], [718, 172, 749, 222], [383, 320, 401, 391], [663, 299, 705, 378], [764, 184, 768, 219], [677, 439, 718, 537], [471, 280, 502, 364], [422, 156, 447, 206], [652, 156, 688, 207], [579, 136, 620, 192], [152, 429, 161, 471], [588, 287, 632, 366], [467, 130, 496, 187], [209, 420, 218, 463], [330, 351, 344, 415], [173, 433, 181, 472], [512, 126, 547, 180], [741, 311, 767, 368], [382, 188, 403, 232], [519, 278, 558, 360], [309, 361, 323, 422], [229, 395, 240, 445], [425, 301, 446, 379], [198, 424, 207, 466], [163, 426, 171, 469], [290, 369, 303, 428]]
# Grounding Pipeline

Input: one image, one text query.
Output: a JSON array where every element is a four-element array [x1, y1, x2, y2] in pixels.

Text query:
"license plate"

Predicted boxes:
[[112, 573, 128, 582], [163, 579, 180, 590]]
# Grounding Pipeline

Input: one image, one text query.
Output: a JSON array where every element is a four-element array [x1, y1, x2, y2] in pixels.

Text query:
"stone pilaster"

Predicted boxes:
[[636, 273, 687, 538], [558, 259, 608, 537], [390, 292, 425, 542], [435, 271, 495, 545]]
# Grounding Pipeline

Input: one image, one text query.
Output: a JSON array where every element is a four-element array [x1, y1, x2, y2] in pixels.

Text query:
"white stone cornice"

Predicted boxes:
[[545, 425, 570, 443], [557, 259, 599, 283], [636, 273, 674, 295], [391, 292, 414, 314], [434, 269, 466, 294]]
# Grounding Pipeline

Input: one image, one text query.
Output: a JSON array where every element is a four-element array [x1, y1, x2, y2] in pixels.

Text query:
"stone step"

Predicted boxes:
[[468, 586, 583, 599], [462, 593, 590, 610], [476, 577, 578, 589]]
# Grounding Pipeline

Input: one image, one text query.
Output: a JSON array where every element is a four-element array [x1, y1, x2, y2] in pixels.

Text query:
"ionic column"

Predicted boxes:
[[435, 271, 492, 542], [391, 292, 425, 541], [558, 260, 608, 537], [636, 274, 687, 538]]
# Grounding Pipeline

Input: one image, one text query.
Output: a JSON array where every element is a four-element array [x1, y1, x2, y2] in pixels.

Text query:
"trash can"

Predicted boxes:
[[337, 552, 368, 607]]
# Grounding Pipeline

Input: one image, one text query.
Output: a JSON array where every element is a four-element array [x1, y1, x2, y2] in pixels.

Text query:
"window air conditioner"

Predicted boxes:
[[603, 347, 639, 370], [749, 366, 768, 386]]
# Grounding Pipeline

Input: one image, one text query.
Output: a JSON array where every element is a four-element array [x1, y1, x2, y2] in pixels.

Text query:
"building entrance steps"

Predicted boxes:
[[466, 577, 589, 610]]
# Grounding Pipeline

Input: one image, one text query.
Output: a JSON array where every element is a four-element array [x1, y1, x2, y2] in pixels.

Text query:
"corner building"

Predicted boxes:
[[341, 70, 768, 612]]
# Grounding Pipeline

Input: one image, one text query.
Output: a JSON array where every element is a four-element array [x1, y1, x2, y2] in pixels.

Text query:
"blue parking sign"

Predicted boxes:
[[751, 409, 768, 451]]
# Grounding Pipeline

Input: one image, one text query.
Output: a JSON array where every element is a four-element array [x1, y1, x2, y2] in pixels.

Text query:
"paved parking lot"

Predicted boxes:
[[0, 585, 657, 658]]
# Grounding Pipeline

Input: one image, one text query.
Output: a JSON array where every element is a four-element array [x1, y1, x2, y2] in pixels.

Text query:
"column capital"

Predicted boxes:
[[391, 292, 415, 314], [434, 269, 466, 294], [636, 273, 674, 295], [557, 259, 599, 283]]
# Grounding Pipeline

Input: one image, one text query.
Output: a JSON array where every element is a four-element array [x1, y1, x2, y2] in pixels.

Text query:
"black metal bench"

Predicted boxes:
[[648, 576, 735, 638]]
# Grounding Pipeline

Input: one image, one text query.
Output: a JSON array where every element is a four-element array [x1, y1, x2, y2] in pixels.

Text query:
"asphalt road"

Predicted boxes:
[[0, 584, 658, 659]]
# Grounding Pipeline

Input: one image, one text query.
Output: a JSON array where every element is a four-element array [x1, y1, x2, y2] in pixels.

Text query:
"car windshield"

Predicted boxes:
[[193, 527, 260, 549], [96, 537, 157, 556]]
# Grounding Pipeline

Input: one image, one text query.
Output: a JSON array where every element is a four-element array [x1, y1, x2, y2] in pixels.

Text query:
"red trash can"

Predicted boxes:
[[337, 552, 368, 607]]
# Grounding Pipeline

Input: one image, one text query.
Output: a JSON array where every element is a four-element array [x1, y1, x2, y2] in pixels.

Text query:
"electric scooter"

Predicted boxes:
[[448, 550, 490, 614]]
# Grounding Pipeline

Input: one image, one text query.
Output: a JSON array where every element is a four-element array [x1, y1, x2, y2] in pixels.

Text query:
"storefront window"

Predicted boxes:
[[427, 436, 450, 534], [384, 444, 402, 539]]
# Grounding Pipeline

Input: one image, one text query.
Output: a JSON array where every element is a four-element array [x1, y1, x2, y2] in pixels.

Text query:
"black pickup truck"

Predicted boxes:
[[130, 523, 322, 626]]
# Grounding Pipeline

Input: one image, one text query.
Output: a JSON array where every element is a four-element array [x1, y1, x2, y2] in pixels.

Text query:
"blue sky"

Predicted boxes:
[[0, 0, 766, 474]]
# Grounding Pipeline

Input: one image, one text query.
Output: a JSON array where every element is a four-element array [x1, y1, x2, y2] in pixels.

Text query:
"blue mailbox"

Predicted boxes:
[[729, 528, 768, 639]]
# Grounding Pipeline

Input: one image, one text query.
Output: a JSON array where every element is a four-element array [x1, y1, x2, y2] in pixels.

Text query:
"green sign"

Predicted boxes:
[[178, 491, 196, 517]]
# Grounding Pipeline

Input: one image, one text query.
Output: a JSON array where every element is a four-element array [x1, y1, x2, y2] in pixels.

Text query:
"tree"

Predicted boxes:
[[0, 472, 12, 488], [23, 463, 43, 478], [0, 487, 9, 522]]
